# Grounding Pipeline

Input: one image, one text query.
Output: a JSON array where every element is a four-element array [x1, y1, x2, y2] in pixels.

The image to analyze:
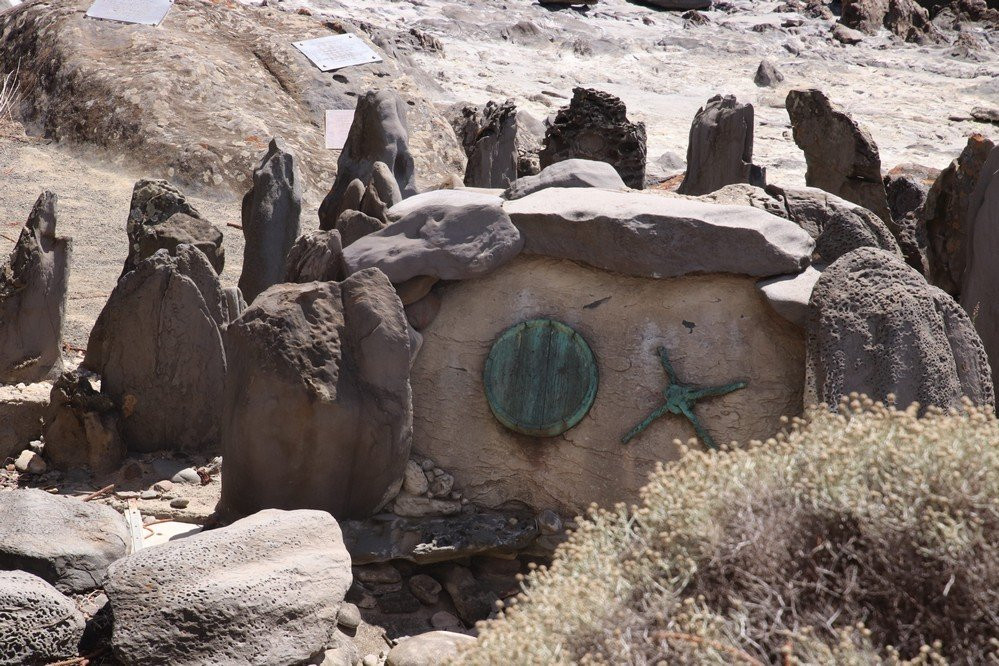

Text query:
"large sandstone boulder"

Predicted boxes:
[[0, 191, 71, 384], [0, 571, 85, 666], [411, 255, 805, 515], [218, 270, 412, 521], [463, 99, 518, 189], [105, 509, 352, 666], [924, 133, 995, 294], [539, 87, 647, 189], [84, 246, 227, 453], [676, 95, 764, 196], [0, 489, 130, 593], [960, 143, 999, 382], [319, 90, 419, 230], [785, 89, 893, 225], [0, 0, 462, 193], [343, 200, 523, 283], [807, 248, 993, 409], [503, 159, 626, 200], [503, 188, 813, 279], [122, 179, 224, 276], [238, 138, 302, 304]]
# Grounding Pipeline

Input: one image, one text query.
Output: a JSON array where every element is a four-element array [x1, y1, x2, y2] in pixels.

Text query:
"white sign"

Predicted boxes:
[[293, 34, 382, 73], [85, 0, 173, 25], [325, 110, 355, 150]]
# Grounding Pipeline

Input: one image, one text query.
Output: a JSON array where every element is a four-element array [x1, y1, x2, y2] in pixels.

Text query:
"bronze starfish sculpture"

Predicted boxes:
[[621, 346, 747, 449]]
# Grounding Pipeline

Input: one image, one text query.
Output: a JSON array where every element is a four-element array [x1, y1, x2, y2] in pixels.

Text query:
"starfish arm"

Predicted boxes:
[[657, 346, 679, 384], [678, 402, 718, 450], [621, 402, 672, 444], [687, 380, 748, 401]]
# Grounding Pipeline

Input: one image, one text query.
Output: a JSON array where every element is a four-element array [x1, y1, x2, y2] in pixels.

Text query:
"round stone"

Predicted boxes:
[[483, 318, 598, 437]]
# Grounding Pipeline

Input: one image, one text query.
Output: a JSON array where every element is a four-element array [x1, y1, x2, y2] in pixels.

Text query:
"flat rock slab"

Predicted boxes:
[[0, 570, 85, 665], [105, 509, 352, 666], [0, 488, 130, 593], [503, 188, 813, 278]]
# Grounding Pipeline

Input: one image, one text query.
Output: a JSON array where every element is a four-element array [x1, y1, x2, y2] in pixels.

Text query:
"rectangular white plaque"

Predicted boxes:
[[85, 0, 173, 26], [293, 34, 382, 73], [325, 109, 355, 150]]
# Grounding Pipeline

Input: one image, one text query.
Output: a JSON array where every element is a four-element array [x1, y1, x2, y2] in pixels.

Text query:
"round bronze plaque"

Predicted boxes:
[[483, 318, 598, 437]]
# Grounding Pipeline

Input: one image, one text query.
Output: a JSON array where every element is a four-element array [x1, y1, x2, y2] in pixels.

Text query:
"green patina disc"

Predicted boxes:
[[483, 318, 598, 437]]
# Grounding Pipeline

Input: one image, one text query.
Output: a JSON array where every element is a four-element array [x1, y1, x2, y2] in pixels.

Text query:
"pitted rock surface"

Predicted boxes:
[[503, 187, 813, 278], [104, 509, 352, 666], [0, 191, 71, 384], [285, 230, 346, 283], [0, 489, 129, 593], [343, 200, 523, 283], [539, 87, 647, 189], [84, 246, 226, 453], [807, 247, 993, 409], [0, 571, 85, 666], [503, 159, 626, 200], [219, 269, 412, 521]]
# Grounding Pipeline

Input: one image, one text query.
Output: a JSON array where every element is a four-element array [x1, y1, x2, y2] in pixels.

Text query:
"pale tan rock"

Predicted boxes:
[[386, 631, 475, 666], [410, 255, 805, 515]]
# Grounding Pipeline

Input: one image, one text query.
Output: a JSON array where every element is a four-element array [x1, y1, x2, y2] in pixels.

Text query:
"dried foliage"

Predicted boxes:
[[460, 398, 999, 665], [0, 64, 20, 120]]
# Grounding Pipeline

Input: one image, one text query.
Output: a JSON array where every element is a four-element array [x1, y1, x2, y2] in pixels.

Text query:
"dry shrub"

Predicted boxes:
[[459, 398, 999, 665]]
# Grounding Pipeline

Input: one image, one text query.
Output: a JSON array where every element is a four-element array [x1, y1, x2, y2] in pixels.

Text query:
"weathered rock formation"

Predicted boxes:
[[105, 509, 352, 666], [463, 99, 518, 188], [504, 159, 626, 200], [504, 188, 813, 278], [841, 0, 942, 43], [786, 89, 893, 224], [239, 138, 302, 304], [924, 134, 995, 294], [677, 95, 764, 196], [539, 87, 647, 189], [320, 90, 419, 230], [451, 101, 544, 179], [42, 370, 125, 475], [0, 571, 85, 666], [807, 247, 993, 409], [284, 230, 346, 283], [218, 270, 412, 521], [343, 200, 523, 283], [84, 246, 227, 453], [754, 59, 784, 87], [0, 191, 71, 384], [123, 180, 224, 276], [0, 382, 49, 462], [0, 489, 130, 593]]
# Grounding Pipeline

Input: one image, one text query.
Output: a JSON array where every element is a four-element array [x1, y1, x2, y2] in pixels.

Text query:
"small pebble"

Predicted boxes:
[[171, 467, 200, 484], [28, 440, 44, 454], [362, 654, 379, 666], [169, 498, 189, 509], [14, 450, 46, 474], [152, 480, 173, 492], [337, 602, 361, 630]]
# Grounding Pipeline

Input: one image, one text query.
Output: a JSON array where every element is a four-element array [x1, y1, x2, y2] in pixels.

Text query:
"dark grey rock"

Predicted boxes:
[[123, 180, 224, 276], [218, 270, 412, 521], [677, 95, 765, 196], [105, 509, 352, 666], [0, 489, 129, 593], [320, 90, 418, 230], [239, 138, 302, 304], [503, 159, 626, 200], [539, 87, 647, 189], [441, 564, 498, 625], [754, 59, 784, 87], [0, 191, 71, 384], [285, 230, 346, 283], [0, 571, 85, 666], [323, 178, 366, 231], [337, 210, 387, 248], [807, 248, 993, 409], [464, 99, 518, 189]]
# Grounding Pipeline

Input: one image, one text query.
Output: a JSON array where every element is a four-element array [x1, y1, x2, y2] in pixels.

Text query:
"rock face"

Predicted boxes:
[[43, 370, 125, 474], [0, 571, 85, 666], [924, 134, 995, 295], [343, 200, 523, 283], [677, 95, 764, 196], [451, 101, 544, 179], [123, 180, 224, 276], [411, 254, 805, 514], [503, 188, 813, 279], [218, 270, 412, 522], [84, 246, 227, 453], [320, 90, 419, 230], [464, 99, 518, 188], [807, 248, 993, 409], [504, 159, 627, 200], [786, 89, 892, 224], [765, 185, 903, 264], [105, 509, 352, 666], [285, 230, 346, 283], [239, 139, 302, 304], [0, 489, 130, 593], [0, 191, 71, 384], [0, 0, 462, 192], [539, 87, 647, 189], [960, 143, 999, 382]]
